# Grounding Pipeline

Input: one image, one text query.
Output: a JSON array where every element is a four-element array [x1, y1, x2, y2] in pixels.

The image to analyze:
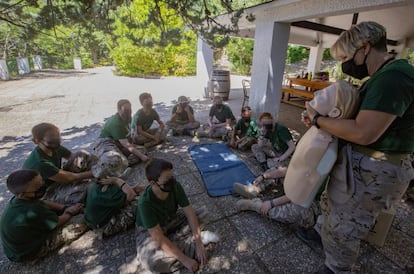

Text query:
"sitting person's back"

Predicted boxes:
[[1, 170, 85, 262]]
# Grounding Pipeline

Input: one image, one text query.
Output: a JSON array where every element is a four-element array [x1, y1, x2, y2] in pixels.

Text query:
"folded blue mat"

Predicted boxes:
[[189, 143, 255, 197]]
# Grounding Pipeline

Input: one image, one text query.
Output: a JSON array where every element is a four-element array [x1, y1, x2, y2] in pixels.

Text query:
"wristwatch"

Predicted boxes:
[[312, 113, 322, 129]]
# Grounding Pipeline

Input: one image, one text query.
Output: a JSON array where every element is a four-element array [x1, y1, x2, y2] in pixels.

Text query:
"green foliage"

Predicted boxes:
[[110, 0, 196, 76], [286, 45, 309, 64], [408, 48, 414, 65], [226, 37, 254, 74], [323, 48, 332, 60]]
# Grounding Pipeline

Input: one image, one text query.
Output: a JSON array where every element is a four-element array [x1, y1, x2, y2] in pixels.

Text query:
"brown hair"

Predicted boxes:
[[139, 92, 152, 104], [258, 112, 273, 121], [31, 123, 59, 142], [117, 99, 131, 111], [7, 169, 39, 195]]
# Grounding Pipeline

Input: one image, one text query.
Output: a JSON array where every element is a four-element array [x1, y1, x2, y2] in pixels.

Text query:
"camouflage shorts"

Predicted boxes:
[[37, 215, 88, 259], [97, 199, 138, 238]]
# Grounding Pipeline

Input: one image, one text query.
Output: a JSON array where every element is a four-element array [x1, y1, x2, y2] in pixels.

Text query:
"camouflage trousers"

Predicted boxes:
[[320, 146, 414, 273], [92, 138, 130, 177], [269, 202, 319, 228], [37, 215, 88, 259], [166, 121, 200, 135], [135, 207, 207, 273], [235, 136, 257, 151], [44, 150, 97, 204], [131, 128, 167, 147], [97, 199, 138, 238]]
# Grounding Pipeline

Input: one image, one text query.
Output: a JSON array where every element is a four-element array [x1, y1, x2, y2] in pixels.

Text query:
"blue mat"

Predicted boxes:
[[189, 143, 255, 197]]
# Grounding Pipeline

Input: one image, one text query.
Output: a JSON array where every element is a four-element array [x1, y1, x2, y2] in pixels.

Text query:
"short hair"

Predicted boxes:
[[145, 158, 173, 182], [258, 112, 273, 121], [7, 169, 39, 195], [241, 106, 251, 114], [330, 21, 387, 61], [139, 92, 152, 104], [32, 123, 59, 141], [117, 99, 131, 111]]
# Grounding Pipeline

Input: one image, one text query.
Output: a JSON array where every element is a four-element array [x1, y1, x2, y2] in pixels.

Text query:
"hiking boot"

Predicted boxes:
[[236, 198, 263, 213], [295, 227, 322, 246], [233, 183, 262, 199]]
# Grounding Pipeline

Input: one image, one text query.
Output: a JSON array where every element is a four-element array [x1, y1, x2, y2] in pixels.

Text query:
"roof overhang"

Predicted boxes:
[[216, 0, 414, 51]]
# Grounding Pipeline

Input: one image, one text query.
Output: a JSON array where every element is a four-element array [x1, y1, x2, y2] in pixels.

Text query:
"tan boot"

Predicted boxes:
[[236, 198, 263, 213], [233, 183, 262, 199]]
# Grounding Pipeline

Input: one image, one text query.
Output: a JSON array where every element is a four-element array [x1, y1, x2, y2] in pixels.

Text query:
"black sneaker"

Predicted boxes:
[[314, 265, 334, 274], [295, 227, 322, 246]]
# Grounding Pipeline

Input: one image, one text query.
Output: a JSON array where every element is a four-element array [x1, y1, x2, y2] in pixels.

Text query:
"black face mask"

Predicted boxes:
[[215, 104, 223, 109], [263, 124, 273, 131], [24, 185, 47, 200], [157, 177, 176, 193], [242, 117, 251, 123], [341, 54, 369, 80], [42, 140, 61, 150]]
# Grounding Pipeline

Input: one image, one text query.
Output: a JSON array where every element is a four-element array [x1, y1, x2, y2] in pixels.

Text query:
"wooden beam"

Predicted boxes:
[[291, 20, 398, 46]]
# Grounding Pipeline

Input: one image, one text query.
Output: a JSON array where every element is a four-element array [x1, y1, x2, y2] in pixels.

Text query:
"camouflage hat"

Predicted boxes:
[[92, 151, 128, 179], [178, 96, 189, 104]]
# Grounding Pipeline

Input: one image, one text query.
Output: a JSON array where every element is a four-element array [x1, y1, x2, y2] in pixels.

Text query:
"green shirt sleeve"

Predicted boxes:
[[38, 160, 60, 180]]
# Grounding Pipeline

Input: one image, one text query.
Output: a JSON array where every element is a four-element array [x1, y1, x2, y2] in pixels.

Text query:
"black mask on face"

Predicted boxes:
[[263, 124, 273, 131], [215, 103, 223, 109], [42, 139, 61, 150], [24, 185, 47, 200], [341, 51, 369, 80], [242, 117, 251, 123], [157, 177, 176, 193]]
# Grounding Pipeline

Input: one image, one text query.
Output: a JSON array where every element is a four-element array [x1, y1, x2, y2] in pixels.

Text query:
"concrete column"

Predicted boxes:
[[250, 21, 290, 121], [196, 36, 213, 98], [74, 57, 82, 70], [307, 45, 324, 75]]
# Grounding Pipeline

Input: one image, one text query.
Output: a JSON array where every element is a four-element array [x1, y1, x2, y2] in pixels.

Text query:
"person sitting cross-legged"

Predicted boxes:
[[197, 95, 235, 140], [166, 95, 200, 136], [130, 92, 167, 149], [95, 99, 149, 168], [229, 106, 259, 151], [135, 158, 219, 273], [0, 170, 87, 262]]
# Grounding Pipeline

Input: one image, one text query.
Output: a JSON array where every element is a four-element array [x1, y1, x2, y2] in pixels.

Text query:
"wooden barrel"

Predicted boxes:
[[208, 70, 230, 101]]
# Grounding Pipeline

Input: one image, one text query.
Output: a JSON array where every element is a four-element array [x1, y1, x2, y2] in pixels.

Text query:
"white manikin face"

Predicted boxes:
[[309, 84, 341, 118]]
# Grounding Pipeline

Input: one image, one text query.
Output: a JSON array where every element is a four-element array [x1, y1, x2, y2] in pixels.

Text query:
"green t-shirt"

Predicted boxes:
[[0, 197, 58, 262], [84, 183, 127, 228], [209, 105, 235, 123], [172, 105, 194, 123], [235, 119, 259, 138], [268, 123, 293, 153], [131, 109, 160, 131], [23, 146, 71, 186], [359, 59, 414, 153], [99, 113, 130, 141], [136, 182, 190, 229]]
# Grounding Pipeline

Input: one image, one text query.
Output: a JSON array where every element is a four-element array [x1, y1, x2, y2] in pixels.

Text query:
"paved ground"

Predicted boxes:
[[0, 67, 413, 273]]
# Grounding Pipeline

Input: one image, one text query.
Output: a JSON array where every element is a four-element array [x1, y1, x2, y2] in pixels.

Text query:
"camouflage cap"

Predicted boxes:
[[92, 151, 128, 179]]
